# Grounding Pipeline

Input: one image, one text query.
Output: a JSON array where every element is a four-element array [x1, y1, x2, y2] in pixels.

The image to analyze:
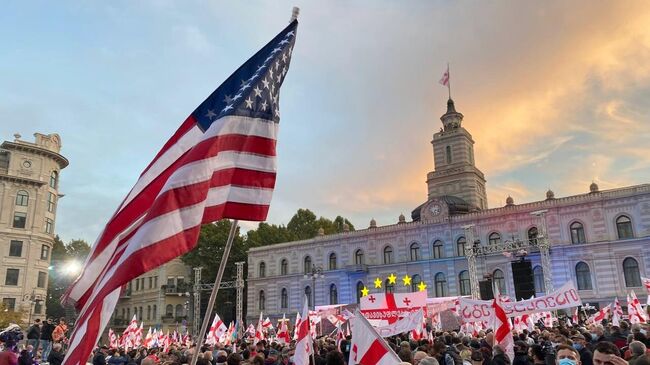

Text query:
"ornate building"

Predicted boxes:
[[246, 98, 650, 323], [0, 133, 68, 322]]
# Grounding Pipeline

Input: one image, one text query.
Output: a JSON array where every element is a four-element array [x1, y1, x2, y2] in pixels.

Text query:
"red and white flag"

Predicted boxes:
[[254, 312, 264, 345], [642, 277, 650, 294], [612, 298, 623, 327], [349, 309, 401, 365], [276, 314, 291, 345], [360, 291, 426, 326], [262, 317, 273, 330], [335, 323, 344, 349], [491, 297, 514, 361], [134, 323, 143, 348], [588, 305, 611, 324], [628, 291, 648, 324], [572, 308, 579, 325], [439, 66, 450, 87], [293, 312, 302, 340], [294, 296, 313, 365], [143, 327, 153, 349], [206, 313, 228, 345], [108, 328, 118, 348], [61, 20, 299, 365]]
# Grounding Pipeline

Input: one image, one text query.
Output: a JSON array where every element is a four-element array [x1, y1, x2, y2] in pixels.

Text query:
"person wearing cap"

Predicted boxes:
[[571, 334, 593, 365]]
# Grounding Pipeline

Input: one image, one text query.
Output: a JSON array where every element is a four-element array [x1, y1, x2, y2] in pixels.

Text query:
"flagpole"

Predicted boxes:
[[190, 219, 239, 365]]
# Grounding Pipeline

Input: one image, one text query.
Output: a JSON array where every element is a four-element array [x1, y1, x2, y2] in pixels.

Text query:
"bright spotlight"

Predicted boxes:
[[62, 261, 82, 276]]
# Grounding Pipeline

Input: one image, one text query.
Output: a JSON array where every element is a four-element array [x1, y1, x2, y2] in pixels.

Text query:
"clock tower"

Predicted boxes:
[[425, 98, 487, 211]]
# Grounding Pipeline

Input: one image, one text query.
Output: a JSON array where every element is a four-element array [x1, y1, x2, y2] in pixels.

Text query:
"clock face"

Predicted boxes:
[[22, 160, 31, 168], [430, 204, 441, 216]]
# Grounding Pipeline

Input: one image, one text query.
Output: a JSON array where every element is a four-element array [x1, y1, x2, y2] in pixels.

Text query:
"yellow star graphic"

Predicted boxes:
[[374, 277, 382, 289], [387, 273, 397, 284], [361, 286, 369, 297], [417, 281, 427, 292], [402, 274, 412, 286]]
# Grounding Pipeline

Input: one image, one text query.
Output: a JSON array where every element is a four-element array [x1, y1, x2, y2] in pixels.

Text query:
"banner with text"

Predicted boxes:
[[374, 308, 424, 338], [360, 291, 427, 326], [458, 281, 581, 323]]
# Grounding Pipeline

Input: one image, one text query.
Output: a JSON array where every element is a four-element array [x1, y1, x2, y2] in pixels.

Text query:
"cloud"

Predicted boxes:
[[172, 25, 214, 54]]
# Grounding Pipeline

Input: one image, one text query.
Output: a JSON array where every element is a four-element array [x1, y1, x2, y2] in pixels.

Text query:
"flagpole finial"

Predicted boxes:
[[290, 7, 300, 22]]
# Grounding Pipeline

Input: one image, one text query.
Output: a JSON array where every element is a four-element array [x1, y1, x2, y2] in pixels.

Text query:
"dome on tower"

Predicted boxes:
[[440, 98, 464, 131], [398, 213, 406, 224], [317, 227, 325, 236], [546, 189, 555, 200], [505, 196, 514, 206], [590, 182, 599, 193], [369, 218, 377, 228]]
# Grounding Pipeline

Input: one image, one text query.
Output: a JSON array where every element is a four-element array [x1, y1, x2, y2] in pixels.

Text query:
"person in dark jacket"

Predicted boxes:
[[17, 350, 33, 365], [571, 334, 593, 365], [93, 346, 109, 365], [513, 341, 532, 365], [40, 318, 55, 361], [25, 320, 41, 351], [492, 345, 511, 365], [47, 343, 65, 365]]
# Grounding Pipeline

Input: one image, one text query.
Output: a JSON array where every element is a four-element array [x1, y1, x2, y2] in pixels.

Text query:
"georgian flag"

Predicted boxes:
[[348, 309, 400, 365], [293, 312, 301, 340], [628, 291, 648, 324], [206, 314, 228, 345], [276, 314, 290, 345], [359, 291, 427, 326], [492, 297, 514, 361], [108, 328, 118, 348], [294, 296, 313, 365], [254, 312, 264, 345], [262, 317, 273, 330], [439, 66, 450, 87], [612, 298, 623, 327]]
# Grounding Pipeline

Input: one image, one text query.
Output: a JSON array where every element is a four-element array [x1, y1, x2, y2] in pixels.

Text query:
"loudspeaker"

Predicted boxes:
[[511, 260, 535, 300], [479, 280, 494, 300]]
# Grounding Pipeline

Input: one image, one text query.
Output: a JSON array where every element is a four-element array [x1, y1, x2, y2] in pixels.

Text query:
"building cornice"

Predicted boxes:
[[0, 173, 47, 187], [1, 141, 69, 169]]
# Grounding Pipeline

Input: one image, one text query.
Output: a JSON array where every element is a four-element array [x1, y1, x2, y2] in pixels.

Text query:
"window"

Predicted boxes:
[[533, 266, 545, 293], [623, 258, 642, 287], [9, 241, 22, 257], [47, 192, 56, 213], [616, 216, 633, 239], [148, 277, 153, 289], [45, 218, 54, 234], [175, 304, 183, 317], [575, 262, 593, 290], [281, 288, 288, 309], [411, 274, 421, 292], [354, 249, 364, 265], [176, 277, 185, 287], [459, 270, 471, 296], [137, 307, 142, 319], [383, 246, 393, 264], [34, 302, 42, 315], [457, 237, 467, 257], [135, 279, 140, 291], [50, 171, 58, 189], [528, 227, 538, 244], [147, 306, 151, 320], [446, 145, 452, 164], [329, 253, 337, 270], [154, 276, 158, 288], [37, 272, 47, 288], [488, 232, 501, 246], [329, 284, 338, 305], [15, 191, 28, 206], [259, 262, 266, 278], [165, 305, 173, 316], [435, 273, 447, 297], [5, 269, 19, 286], [356, 282, 364, 303], [493, 269, 506, 294], [570, 222, 586, 244], [41, 245, 50, 260], [305, 286, 312, 308], [167, 277, 175, 286], [13, 212, 26, 229], [385, 279, 395, 294], [304, 256, 312, 274], [153, 305, 157, 319], [281, 259, 288, 275], [432, 240, 443, 259], [127, 308, 131, 319], [410, 243, 420, 261], [2, 298, 15, 311]]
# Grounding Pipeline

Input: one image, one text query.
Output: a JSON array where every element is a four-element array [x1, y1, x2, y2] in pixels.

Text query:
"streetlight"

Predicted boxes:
[[303, 265, 323, 310], [24, 290, 44, 325]]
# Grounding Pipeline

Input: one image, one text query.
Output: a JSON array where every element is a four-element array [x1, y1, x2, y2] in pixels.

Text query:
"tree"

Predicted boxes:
[[287, 209, 319, 240], [0, 304, 26, 328], [245, 222, 295, 248]]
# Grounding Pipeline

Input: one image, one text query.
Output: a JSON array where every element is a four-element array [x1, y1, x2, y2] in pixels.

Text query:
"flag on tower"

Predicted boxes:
[[61, 19, 298, 365], [439, 65, 450, 87]]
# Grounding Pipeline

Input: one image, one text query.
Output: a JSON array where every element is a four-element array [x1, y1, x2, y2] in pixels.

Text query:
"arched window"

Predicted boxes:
[[304, 256, 312, 274], [356, 282, 364, 303], [165, 305, 173, 316], [488, 232, 501, 246], [446, 145, 452, 164], [457, 237, 467, 257], [623, 258, 642, 287], [50, 171, 58, 189], [385, 279, 395, 294], [259, 262, 266, 278], [616, 216, 634, 239], [575, 262, 592, 290], [259, 290, 265, 310], [383, 246, 393, 264], [329, 284, 338, 305], [528, 227, 538, 244], [153, 305, 157, 319], [15, 191, 29, 206], [280, 259, 288, 275], [459, 270, 471, 296], [493, 269, 506, 294], [175, 304, 183, 317], [533, 266, 545, 293], [147, 305, 151, 320], [281, 288, 288, 309], [410, 242, 420, 261], [305, 286, 312, 308], [354, 249, 364, 265], [435, 273, 447, 297], [570, 222, 586, 244], [329, 253, 337, 270], [411, 274, 421, 292], [432, 240, 443, 259]]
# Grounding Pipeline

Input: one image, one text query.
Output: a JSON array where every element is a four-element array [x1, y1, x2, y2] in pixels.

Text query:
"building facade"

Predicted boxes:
[[109, 258, 193, 333], [246, 99, 650, 323], [0, 133, 68, 322]]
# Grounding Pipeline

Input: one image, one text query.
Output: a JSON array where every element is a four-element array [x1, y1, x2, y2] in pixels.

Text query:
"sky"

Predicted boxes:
[[2, 1, 650, 243]]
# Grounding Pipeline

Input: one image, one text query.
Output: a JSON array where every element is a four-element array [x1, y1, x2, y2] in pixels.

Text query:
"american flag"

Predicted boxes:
[[62, 19, 298, 365]]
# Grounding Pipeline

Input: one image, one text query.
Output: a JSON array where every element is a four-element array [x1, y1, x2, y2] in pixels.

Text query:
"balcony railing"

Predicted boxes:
[[162, 283, 190, 295], [345, 264, 368, 273]]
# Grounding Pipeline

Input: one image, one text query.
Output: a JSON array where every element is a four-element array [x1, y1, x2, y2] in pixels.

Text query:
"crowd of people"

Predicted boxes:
[[5, 316, 650, 365]]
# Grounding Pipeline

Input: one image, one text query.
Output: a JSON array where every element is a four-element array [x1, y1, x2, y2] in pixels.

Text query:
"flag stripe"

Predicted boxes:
[[359, 340, 389, 365]]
